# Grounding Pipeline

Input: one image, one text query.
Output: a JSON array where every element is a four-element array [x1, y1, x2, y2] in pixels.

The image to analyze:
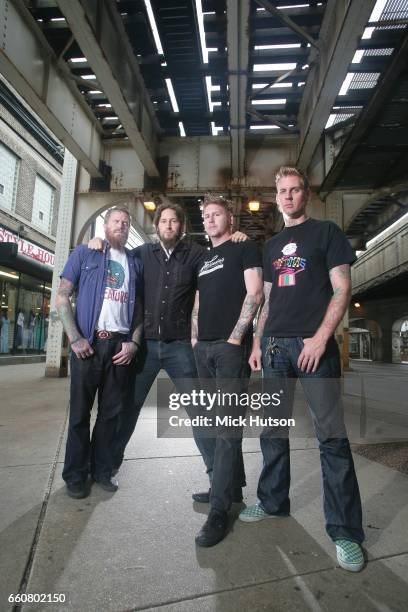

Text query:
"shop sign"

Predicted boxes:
[[0, 225, 54, 268]]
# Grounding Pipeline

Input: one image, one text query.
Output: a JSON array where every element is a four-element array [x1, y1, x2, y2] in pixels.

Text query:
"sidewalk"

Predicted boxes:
[[1, 363, 407, 611]]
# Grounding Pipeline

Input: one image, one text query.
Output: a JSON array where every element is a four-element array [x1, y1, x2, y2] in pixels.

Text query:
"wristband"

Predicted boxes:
[[131, 340, 140, 350]]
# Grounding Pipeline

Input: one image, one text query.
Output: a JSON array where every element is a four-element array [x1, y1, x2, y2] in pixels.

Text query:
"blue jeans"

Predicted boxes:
[[258, 336, 364, 544], [194, 340, 249, 512], [114, 339, 204, 466]]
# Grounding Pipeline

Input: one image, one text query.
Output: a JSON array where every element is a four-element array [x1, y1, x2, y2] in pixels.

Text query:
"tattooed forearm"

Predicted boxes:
[[56, 278, 82, 343], [229, 294, 262, 342], [254, 282, 272, 340], [316, 264, 351, 341]]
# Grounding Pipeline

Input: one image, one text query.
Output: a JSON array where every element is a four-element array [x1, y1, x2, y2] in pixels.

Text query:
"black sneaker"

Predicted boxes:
[[66, 481, 89, 499], [94, 475, 119, 492], [195, 509, 229, 547], [192, 488, 243, 504]]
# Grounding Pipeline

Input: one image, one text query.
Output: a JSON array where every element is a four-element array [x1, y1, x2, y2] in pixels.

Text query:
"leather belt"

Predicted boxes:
[[95, 330, 126, 340]]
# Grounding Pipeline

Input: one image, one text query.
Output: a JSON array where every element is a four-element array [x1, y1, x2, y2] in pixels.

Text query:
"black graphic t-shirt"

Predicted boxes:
[[263, 218, 356, 337], [197, 239, 262, 340]]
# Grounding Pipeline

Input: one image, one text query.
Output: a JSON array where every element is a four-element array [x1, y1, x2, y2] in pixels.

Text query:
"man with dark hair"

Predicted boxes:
[[88, 201, 247, 482], [191, 193, 263, 547], [57, 207, 143, 499], [239, 166, 365, 573]]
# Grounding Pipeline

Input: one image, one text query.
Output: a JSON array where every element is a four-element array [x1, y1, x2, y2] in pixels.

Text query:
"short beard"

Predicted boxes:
[[157, 229, 182, 250], [105, 230, 127, 250]]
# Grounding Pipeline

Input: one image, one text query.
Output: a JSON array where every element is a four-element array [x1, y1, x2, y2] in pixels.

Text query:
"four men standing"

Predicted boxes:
[[57, 168, 364, 571]]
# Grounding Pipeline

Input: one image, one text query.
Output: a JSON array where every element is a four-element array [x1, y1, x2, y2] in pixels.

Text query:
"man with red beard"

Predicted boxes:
[[56, 206, 143, 499]]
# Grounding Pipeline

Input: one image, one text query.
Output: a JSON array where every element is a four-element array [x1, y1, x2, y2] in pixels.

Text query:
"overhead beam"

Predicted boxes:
[[255, 0, 319, 49], [297, 0, 376, 171], [57, 0, 160, 178], [0, 0, 102, 176], [321, 31, 408, 193], [227, 0, 250, 184]]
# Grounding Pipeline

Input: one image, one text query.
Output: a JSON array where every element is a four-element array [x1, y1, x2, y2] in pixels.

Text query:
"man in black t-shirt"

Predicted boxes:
[[192, 194, 263, 547], [239, 167, 365, 573]]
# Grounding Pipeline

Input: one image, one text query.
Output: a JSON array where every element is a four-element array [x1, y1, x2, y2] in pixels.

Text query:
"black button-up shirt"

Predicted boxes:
[[133, 239, 205, 341]]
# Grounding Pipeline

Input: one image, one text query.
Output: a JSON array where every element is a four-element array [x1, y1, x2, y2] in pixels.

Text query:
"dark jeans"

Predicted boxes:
[[62, 337, 131, 484], [193, 340, 249, 512], [258, 336, 364, 543], [114, 338, 203, 466]]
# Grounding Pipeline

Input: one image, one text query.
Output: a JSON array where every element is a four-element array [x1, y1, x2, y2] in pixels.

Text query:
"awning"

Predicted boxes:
[[0, 243, 53, 282]]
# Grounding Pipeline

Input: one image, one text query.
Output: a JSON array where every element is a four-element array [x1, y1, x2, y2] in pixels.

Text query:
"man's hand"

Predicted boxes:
[[191, 337, 198, 348], [249, 346, 262, 371], [88, 237, 104, 251], [112, 342, 137, 365], [297, 336, 327, 373], [71, 337, 94, 359], [231, 231, 248, 242]]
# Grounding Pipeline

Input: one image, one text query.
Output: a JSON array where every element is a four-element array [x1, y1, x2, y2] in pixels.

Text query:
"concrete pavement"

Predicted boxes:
[[0, 363, 407, 612]]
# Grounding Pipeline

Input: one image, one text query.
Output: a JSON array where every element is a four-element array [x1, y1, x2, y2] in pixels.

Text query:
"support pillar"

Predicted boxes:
[[45, 150, 78, 377]]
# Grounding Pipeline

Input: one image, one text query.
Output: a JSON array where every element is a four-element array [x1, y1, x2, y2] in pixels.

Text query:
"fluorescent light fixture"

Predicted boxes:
[[252, 82, 292, 89], [297, 81, 305, 86], [354, 302, 361, 308], [144, 0, 164, 55], [254, 44, 301, 50], [161, 62, 167, 66], [211, 84, 221, 92], [205, 75, 215, 111], [279, 3, 310, 8], [165, 78, 180, 112], [195, 0, 208, 64], [302, 64, 309, 70], [212, 101, 222, 107], [211, 121, 223, 136], [250, 125, 280, 130], [369, 0, 387, 23], [352, 50, 365, 63], [207, 47, 218, 52], [339, 72, 354, 95], [104, 116, 119, 120], [88, 90, 102, 94], [178, 121, 186, 137], [51, 17, 65, 22], [81, 74, 96, 80], [362, 27, 375, 39], [325, 114, 336, 128], [69, 57, 87, 63], [97, 103, 112, 108], [251, 98, 286, 105], [203, 11, 216, 15], [253, 63, 297, 72]]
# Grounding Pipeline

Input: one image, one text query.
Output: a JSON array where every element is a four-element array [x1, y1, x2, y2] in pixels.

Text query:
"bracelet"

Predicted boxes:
[[131, 340, 140, 349]]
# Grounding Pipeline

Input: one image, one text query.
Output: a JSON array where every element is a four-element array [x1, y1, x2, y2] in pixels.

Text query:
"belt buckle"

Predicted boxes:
[[98, 330, 111, 339]]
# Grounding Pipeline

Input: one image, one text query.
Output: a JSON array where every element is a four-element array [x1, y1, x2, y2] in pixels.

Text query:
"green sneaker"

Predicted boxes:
[[335, 539, 365, 572], [239, 503, 277, 522]]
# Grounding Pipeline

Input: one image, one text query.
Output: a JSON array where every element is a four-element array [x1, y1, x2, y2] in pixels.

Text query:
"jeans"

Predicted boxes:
[[63, 337, 131, 484], [258, 336, 364, 544], [193, 340, 250, 512], [114, 339, 204, 466]]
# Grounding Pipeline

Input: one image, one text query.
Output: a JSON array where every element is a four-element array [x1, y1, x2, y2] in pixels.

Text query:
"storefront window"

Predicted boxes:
[[0, 266, 50, 354]]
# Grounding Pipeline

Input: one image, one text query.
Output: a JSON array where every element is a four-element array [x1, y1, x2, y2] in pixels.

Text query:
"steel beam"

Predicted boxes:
[[255, 0, 319, 49], [321, 31, 408, 193], [297, 0, 376, 171], [0, 0, 102, 176], [57, 0, 160, 177], [227, 0, 250, 184]]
